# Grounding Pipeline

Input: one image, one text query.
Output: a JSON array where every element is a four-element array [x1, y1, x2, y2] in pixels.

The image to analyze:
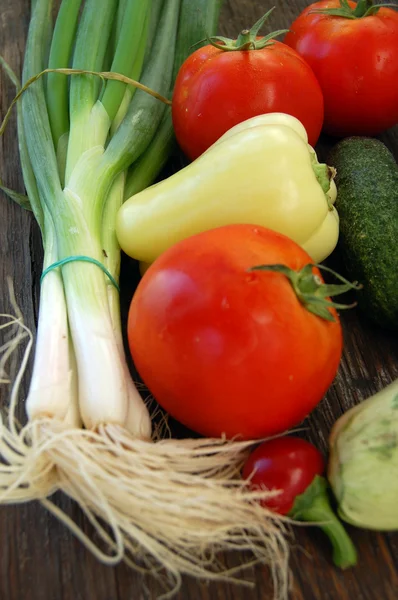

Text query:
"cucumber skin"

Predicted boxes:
[[328, 137, 398, 331]]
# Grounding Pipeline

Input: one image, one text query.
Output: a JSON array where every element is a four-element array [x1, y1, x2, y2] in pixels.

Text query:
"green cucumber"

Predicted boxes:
[[327, 137, 398, 331]]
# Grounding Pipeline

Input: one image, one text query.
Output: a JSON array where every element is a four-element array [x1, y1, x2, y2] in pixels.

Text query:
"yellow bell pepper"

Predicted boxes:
[[116, 113, 339, 265]]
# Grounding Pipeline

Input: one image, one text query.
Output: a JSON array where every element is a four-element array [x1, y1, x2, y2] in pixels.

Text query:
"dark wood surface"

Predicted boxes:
[[1, 1, 397, 599]]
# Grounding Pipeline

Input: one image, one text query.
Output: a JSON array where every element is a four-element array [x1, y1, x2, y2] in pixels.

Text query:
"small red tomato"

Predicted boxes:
[[242, 436, 325, 515], [284, 1, 398, 137], [127, 224, 344, 440], [242, 436, 358, 569], [172, 17, 324, 160]]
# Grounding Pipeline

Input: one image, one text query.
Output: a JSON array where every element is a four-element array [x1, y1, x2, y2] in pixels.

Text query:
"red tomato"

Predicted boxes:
[[127, 225, 343, 440], [172, 41, 324, 160], [284, 1, 398, 137], [242, 436, 325, 515]]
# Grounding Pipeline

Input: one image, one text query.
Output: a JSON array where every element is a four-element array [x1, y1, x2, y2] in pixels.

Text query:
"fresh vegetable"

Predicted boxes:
[[243, 436, 357, 568], [21, 0, 177, 438], [1, 0, 299, 593], [117, 113, 339, 266], [329, 378, 398, 530], [124, 0, 224, 199], [284, 0, 398, 137], [327, 136, 398, 330], [172, 9, 324, 160], [243, 436, 325, 515], [127, 224, 358, 440]]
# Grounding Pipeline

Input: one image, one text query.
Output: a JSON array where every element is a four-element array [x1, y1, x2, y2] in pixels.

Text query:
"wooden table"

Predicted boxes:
[[1, 1, 397, 599]]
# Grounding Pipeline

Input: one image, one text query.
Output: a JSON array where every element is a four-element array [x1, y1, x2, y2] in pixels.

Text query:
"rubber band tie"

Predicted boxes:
[[40, 255, 120, 292]]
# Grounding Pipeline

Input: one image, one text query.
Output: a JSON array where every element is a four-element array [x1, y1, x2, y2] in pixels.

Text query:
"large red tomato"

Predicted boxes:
[[127, 225, 343, 440], [172, 39, 324, 160], [284, 1, 398, 137]]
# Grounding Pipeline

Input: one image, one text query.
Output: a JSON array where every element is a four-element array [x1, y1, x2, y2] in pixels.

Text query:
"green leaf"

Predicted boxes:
[[0, 57, 32, 213], [207, 8, 288, 52], [249, 262, 360, 322], [290, 475, 358, 570], [0, 56, 21, 90], [250, 7, 276, 37], [0, 180, 31, 211], [290, 475, 328, 519], [311, 0, 397, 19]]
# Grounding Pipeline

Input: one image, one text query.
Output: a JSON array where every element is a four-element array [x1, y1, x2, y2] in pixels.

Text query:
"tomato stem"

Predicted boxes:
[[250, 263, 362, 322], [289, 476, 358, 569], [206, 7, 289, 52], [310, 0, 397, 19]]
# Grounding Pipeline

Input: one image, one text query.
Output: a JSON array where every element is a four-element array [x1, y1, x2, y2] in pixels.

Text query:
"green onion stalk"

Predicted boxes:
[[0, 0, 292, 596]]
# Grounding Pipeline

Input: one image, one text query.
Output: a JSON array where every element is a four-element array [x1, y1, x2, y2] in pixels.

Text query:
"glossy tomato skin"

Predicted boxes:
[[128, 225, 343, 440], [242, 437, 325, 515], [284, 1, 398, 137], [172, 41, 324, 160]]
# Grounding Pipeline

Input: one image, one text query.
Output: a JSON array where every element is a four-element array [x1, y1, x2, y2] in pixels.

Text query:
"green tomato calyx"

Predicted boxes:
[[250, 263, 362, 321], [207, 7, 289, 52], [311, 0, 397, 20], [289, 475, 358, 569]]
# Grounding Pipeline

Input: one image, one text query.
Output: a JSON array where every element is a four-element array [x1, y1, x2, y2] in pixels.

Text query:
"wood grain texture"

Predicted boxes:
[[0, 1, 397, 599]]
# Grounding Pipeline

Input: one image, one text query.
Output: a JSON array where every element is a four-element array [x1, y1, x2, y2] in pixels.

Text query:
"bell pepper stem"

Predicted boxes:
[[289, 475, 358, 569]]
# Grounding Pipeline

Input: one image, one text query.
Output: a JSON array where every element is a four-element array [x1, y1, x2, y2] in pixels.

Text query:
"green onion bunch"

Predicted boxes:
[[0, 1, 292, 596]]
